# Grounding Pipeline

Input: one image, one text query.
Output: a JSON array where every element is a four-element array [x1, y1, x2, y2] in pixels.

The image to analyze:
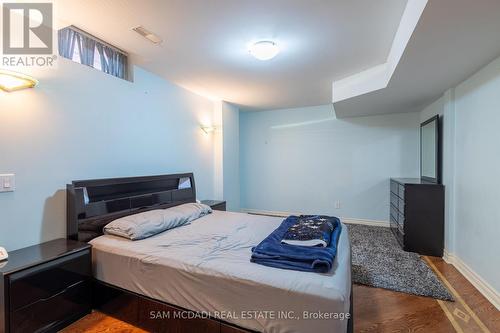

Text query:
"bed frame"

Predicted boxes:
[[67, 173, 197, 242], [67, 173, 353, 333]]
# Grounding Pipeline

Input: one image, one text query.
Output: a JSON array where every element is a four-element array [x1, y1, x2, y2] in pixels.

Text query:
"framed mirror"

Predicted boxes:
[[420, 115, 440, 183]]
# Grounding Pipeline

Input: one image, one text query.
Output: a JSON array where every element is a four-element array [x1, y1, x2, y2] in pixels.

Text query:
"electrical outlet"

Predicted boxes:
[[0, 174, 15, 193], [335, 200, 340, 209]]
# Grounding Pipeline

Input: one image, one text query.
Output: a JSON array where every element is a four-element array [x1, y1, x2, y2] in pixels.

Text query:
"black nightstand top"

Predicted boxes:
[[201, 200, 226, 207], [0, 238, 90, 275]]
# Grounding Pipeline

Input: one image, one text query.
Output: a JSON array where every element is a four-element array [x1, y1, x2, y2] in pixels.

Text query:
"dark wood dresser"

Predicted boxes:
[[201, 200, 227, 211], [0, 239, 92, 333], [390, 178, 444, 257]]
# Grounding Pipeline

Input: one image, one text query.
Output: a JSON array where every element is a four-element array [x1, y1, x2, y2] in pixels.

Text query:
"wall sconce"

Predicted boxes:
[[0, 69, 38, 92], [200, 126, 218, 134]]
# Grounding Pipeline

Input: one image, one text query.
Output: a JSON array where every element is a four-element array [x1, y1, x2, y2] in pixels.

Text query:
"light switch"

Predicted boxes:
[[0, 174, 15, 192]]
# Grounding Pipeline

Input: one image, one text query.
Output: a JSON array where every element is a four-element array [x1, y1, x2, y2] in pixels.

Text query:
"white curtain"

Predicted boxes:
[[79, 37, 96, 67], [58, 28, 77, 59], [107, 46, 127, 79], [58, 26, 127, 79]]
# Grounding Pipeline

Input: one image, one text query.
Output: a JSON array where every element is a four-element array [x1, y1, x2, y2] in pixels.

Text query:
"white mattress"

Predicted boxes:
[[90, 210, 351, 333]]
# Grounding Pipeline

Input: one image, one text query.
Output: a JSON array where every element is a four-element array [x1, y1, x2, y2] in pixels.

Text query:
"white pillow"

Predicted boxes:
[[104, 203, 212, 240]]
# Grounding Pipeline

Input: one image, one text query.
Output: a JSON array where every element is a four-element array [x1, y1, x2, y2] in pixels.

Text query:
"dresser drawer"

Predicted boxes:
[[398, 184, 405, 200], [10, 280, 91, 333], [390, 181, 398, 195], [398, 212, 405, 227], [9, 249, 91, 311], [398, 197, 405, 212], [391, 225, 404, 247], [390, 214, 398, 230], [397, 218, 405, 235], [390, 193, 399, 208], [390, 204, 398, 221]]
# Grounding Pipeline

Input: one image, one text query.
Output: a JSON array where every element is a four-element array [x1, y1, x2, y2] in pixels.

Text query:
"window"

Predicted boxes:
[[58, 26, 128, 80]]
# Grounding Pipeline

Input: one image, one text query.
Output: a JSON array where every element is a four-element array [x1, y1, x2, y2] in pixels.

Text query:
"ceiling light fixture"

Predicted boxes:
[[132, 26, 163, 44], [249, 41, 279, 61], [0, 69, 38, 92]]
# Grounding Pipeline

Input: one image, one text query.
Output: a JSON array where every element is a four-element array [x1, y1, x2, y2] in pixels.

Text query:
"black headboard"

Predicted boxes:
[[67, 173, 196, 242]]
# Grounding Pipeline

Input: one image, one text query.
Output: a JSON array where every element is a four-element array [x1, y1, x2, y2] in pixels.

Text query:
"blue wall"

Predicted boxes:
[[239, 105, 420, 221], [222, 102, 240, 211], [0, 59, 216, 251], [452, 56, 500, 300], [419, 56, 500, 305]]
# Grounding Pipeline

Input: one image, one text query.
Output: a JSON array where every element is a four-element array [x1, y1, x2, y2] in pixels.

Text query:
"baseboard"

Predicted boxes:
[[240, 208, 300, 217], [443, 250, 500, 310], [240, 209, 390, 227], [443, 249, 453, 263], [341, 218, 390, 228]]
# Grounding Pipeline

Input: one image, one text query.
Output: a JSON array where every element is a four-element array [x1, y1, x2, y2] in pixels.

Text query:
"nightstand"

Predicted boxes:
[[201, 200, 227, 211], [0, 239, 92, 333]]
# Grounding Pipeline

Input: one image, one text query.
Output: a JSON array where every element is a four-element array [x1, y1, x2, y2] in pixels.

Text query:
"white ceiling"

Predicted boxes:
[[54, 0, 408, 110], [334, 0, 500, 118]]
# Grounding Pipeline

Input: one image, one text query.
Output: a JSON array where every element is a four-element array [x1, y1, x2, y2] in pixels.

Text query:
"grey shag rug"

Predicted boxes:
[[347, 224, 454, 301]]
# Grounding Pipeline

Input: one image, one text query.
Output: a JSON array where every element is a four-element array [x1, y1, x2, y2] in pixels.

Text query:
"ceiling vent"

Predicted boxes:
[[132, 26, 162, 44]]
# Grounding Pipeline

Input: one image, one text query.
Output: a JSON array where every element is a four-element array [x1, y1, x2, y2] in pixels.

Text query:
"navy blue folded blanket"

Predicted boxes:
[[251, 215, 342, 273]]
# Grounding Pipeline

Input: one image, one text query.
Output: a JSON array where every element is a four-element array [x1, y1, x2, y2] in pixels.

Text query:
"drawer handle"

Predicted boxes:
[[14, 280, 85, 312]]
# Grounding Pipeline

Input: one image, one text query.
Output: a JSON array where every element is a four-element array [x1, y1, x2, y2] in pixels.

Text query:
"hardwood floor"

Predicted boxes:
[[354, 256, 499, 333], [354, 284, 456, 332], [60, 311, 148, 333], [63, 257, 499, 333], [425, 257, 499, 333]]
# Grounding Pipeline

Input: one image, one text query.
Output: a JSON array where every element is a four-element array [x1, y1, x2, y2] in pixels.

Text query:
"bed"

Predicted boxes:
[[67, 173, 353, 333]]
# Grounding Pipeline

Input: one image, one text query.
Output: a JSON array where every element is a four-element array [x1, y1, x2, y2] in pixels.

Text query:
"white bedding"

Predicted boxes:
[[90, 210, 351, 333]]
